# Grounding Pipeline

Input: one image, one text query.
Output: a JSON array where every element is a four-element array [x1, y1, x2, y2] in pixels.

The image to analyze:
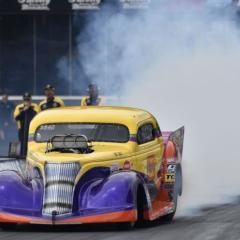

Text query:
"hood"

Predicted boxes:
[[27, 143, 133, 165]]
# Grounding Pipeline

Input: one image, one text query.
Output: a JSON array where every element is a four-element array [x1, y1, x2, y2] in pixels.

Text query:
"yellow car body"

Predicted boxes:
[[28, 107, 163, 184], [0, 106, 184, 226]]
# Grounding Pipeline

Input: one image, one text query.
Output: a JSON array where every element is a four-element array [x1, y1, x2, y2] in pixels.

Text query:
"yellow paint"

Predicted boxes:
[[27, 106, 165, 185]]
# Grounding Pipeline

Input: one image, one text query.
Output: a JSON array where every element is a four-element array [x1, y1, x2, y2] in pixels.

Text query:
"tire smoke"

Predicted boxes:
[[122, 3, 240, 215], [63, 0, 240, 215]]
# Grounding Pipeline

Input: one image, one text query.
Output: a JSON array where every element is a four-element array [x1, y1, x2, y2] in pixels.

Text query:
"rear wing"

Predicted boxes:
[[169, 126, 185, 161], [162, 126, 185, 161]]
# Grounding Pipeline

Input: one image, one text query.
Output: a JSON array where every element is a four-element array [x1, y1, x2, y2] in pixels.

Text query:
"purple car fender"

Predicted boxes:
[[75, 170, 151, 216], [0, 164, 152, 219], [0, 171, 43, 216]]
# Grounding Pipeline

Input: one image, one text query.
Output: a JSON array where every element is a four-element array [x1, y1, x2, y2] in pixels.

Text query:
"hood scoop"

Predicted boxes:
[[46, 135, 93, 154]]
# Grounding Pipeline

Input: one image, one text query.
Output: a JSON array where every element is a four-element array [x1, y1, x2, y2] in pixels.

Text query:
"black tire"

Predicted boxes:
[[136, 185, 147, 227], [160, 164, 182, 223], [0, 223, 17, 231], [117, 184, 148, 230], [116, 222, 135, 230]]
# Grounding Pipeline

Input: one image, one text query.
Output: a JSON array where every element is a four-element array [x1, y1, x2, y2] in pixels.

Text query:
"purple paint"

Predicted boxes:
[[0, 168, 148, 221]]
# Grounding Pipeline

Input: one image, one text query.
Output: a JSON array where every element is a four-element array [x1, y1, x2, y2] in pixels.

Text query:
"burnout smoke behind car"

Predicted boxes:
[[59, 0, 240, 215]]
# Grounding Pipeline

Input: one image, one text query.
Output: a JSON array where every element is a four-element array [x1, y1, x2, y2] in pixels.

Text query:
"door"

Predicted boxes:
[[135, 121, 164, 184]]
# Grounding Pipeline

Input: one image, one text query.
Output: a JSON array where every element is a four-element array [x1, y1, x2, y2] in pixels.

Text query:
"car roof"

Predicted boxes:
[[29, 106, 154, 134]]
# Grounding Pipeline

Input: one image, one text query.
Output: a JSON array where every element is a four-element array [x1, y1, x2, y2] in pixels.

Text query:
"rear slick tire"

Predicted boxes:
[[160, 164, 182, 223]]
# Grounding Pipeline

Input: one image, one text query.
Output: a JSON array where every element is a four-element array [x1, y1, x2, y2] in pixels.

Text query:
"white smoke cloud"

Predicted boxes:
[[61, 1, 240, 215], [120, 3, 240, 215]]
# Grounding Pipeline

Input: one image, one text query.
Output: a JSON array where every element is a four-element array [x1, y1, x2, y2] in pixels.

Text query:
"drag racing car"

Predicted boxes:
[[0, 106, 184, 229]]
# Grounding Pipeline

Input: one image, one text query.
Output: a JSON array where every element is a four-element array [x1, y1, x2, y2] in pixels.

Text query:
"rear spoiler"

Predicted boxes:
[[162, 126, 185, 161]]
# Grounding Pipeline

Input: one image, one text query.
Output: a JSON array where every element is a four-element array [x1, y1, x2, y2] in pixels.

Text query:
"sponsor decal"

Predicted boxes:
[[110, 163, 119, 173], [167, 157, 176, 164], [167, 164, 176, 174], [114, 152, 123, 157], [68, 0, 102, 10], [119, 0, 151, 9], [123, 160, 131, 170], [18, 0, 51, 11], [147, 155, 156, 181], [39, 124, 55, 131], [165, 173, 175, 183]]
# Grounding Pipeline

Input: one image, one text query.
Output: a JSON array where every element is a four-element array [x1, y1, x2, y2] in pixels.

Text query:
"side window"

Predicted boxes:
[[137, 123, 155, 144]]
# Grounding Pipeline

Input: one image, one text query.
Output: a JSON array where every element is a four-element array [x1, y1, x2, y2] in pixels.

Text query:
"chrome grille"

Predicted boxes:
[[43, 162, 80, 216]]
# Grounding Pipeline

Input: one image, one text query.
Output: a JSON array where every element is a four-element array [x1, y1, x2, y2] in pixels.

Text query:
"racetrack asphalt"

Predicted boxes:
[[1, 200, 240, 240]]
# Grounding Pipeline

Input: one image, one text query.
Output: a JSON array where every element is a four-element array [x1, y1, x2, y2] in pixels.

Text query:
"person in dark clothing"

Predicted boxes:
[[0, 94, 16, 155], [14, 93, 39, 156], [0, 94, 15, 141], [80, 83, 104, 106], [39, 84, 64, 111]]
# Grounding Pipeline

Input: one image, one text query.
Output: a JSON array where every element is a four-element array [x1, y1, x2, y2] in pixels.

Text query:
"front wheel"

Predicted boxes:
[[117, 183, 148, 230]]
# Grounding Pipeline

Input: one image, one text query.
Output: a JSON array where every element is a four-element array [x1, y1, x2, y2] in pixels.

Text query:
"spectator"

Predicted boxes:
[[0, 94, 15, 142], [14, 93, 39, 156], [81, 83, 103, 106], [39, 84, 64, 111]]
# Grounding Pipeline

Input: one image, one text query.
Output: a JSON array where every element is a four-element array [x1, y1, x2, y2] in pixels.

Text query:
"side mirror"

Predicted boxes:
[[8, 142, 21, 158]]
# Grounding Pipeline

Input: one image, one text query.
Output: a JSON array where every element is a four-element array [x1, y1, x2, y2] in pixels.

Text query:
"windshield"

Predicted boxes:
[[35, 123, 129, 143]]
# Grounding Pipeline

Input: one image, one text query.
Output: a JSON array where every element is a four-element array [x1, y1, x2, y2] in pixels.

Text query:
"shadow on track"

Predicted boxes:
[[2, 217, 188, 233]]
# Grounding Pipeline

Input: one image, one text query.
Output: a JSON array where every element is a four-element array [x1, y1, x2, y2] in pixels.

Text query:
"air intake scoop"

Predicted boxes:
[[46, 135, 93, 154]]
